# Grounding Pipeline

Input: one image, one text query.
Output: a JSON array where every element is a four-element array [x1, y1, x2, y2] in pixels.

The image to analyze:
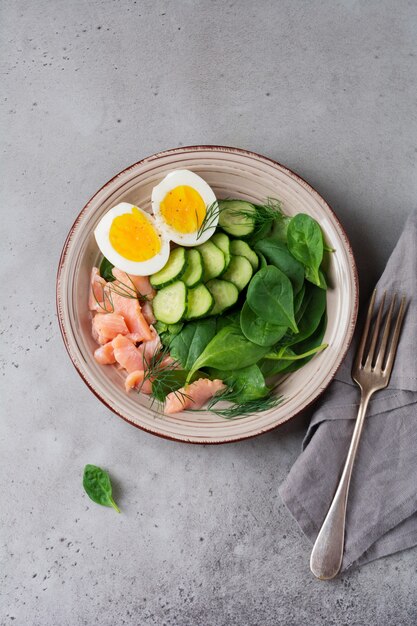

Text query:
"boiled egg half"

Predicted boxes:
[[152, 169, 218, 246], [94, 203, 170, 275]]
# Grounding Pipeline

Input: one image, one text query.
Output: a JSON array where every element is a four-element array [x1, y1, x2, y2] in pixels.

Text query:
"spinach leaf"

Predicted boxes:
[[261, 312, 327, 377], [284, 284, 327, 347], [247, 266, 298, 332], [207, 364, 270, 402], [294, 283, 306, 315], [216, 309, 241, 332], [269, 214, 291, 243], [169, 318, 216, 370], [187, 325, 270, 381], [287, 214, 323, 286], [99, 257, 115, 282], [154, 321, 168, 335], [83, 464, 120, 513], [257, 251, 268, 270], [240, 301, 287, 347], [254, 239, 304, 294], [247, 219, 273, 245]]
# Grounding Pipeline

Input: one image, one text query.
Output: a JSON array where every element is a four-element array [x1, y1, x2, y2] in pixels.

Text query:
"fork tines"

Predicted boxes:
[[354, 290, 407, 376]]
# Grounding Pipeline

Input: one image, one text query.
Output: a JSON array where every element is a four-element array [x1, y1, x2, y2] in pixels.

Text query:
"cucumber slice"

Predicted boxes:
[[221, 255, 253, 291], [230, 240, 259, 270], [211, 232, 231, 271], [152, 281, 187, 324], [185, 284, 214, 320], [182, 249, 203, 288], [218, 200, 256, 237], [196, 240, 225, 281], [206, 279, 239, 315], [150, 247, 187, 289]]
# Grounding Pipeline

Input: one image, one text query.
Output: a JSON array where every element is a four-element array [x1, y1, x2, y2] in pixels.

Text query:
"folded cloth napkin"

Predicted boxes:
[[279, 209, 417, 571]]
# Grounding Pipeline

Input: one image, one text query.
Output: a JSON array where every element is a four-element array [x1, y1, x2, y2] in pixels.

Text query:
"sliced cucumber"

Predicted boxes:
[[150, 247, 187, 289], [218, 200, 257, 237], [211, 232, 231, 271], [182, 249, 203, 288], [185, 284, 214, 320], [196, 240, 225, 281], [152, 281, 187, 324], [221, 255, 253, 291], [230, 240, 259, 270], [206, 279, 239, 316]]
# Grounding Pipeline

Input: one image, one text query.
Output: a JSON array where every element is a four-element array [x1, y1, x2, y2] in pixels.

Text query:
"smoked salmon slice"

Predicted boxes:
[[112, 334, 149, 373], [164, 379, 226, 415], [125, 370, 153, 394], [108, 287, 153, 342], [92, 313, 129, 345], [94, 342, 116, 365], [89, 267, 112, 312], [141, 300, 156, 325], [112, 268, 156, 300]]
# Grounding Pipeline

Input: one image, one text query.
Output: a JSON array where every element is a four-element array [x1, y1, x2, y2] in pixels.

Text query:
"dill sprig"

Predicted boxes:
[[196, 200, 221, 240], [250, 198, 284, 226], [196, 197, 284, 241], [206, 387, 283, 419], [93, 272, 149, 313], [139, 344, 192, 409]]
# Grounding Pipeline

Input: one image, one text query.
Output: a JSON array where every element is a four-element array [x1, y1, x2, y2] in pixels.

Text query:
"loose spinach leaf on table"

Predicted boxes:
[[187, 325, 270, 381], [207, 364, 271, 402], [247, 265, 298, 332], [99, 257, 115, 282], [169, 318, 216, 370], [287, 214, 323, 287], [240, 301, 287, 347], [254, 239, 305, 294], [83, 464, 120, 513]]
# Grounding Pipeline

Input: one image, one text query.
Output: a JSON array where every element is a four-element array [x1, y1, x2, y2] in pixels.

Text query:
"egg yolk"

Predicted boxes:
[[109, 207, 161, 261], [160, 186, 206, 233]]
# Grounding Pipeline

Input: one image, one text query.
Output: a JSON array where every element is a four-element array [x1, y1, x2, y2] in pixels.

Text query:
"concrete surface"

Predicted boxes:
[[1, 1, 417, 624]]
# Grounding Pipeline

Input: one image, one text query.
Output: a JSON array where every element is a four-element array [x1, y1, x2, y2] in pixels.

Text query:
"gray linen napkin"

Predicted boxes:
[[279, 210, 417, 571]]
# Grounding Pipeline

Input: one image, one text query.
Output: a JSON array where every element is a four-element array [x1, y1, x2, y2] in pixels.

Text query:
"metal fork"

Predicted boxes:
[[310, 290, 407, 580]]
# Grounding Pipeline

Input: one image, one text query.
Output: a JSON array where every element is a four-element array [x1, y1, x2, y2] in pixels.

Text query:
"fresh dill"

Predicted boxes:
[[196, 197, 284, 241], [93, 271, 149, 313], [139, 344, 192, 408], [196, 200, 221, 240], [206, 388, 282, 419]]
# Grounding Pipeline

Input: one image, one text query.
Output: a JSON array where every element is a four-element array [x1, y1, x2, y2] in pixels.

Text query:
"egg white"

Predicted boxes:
[[94, 202, 170, 276], [151, 170, 218, 246]]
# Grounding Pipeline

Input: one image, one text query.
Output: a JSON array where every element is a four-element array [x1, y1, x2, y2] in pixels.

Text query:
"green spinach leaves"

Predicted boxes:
[[287, 213, 324, 287], [83, 464, 120, 513], [247, 266, 298, 332], [187, 325, 270, 381]]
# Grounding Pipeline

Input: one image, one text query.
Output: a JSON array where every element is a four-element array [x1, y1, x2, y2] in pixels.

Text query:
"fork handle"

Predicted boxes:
[[310, 389, 373, 579]]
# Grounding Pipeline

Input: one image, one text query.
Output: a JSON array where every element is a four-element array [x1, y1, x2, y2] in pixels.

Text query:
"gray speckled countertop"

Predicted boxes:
[[2, 1, 417, 624]]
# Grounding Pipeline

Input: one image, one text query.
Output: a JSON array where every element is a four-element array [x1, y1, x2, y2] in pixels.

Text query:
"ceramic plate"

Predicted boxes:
[[57, 146, 358, 443]]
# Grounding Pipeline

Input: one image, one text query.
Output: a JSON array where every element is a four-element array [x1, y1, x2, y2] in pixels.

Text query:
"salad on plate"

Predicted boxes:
[[89, 169, 330, 417]]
